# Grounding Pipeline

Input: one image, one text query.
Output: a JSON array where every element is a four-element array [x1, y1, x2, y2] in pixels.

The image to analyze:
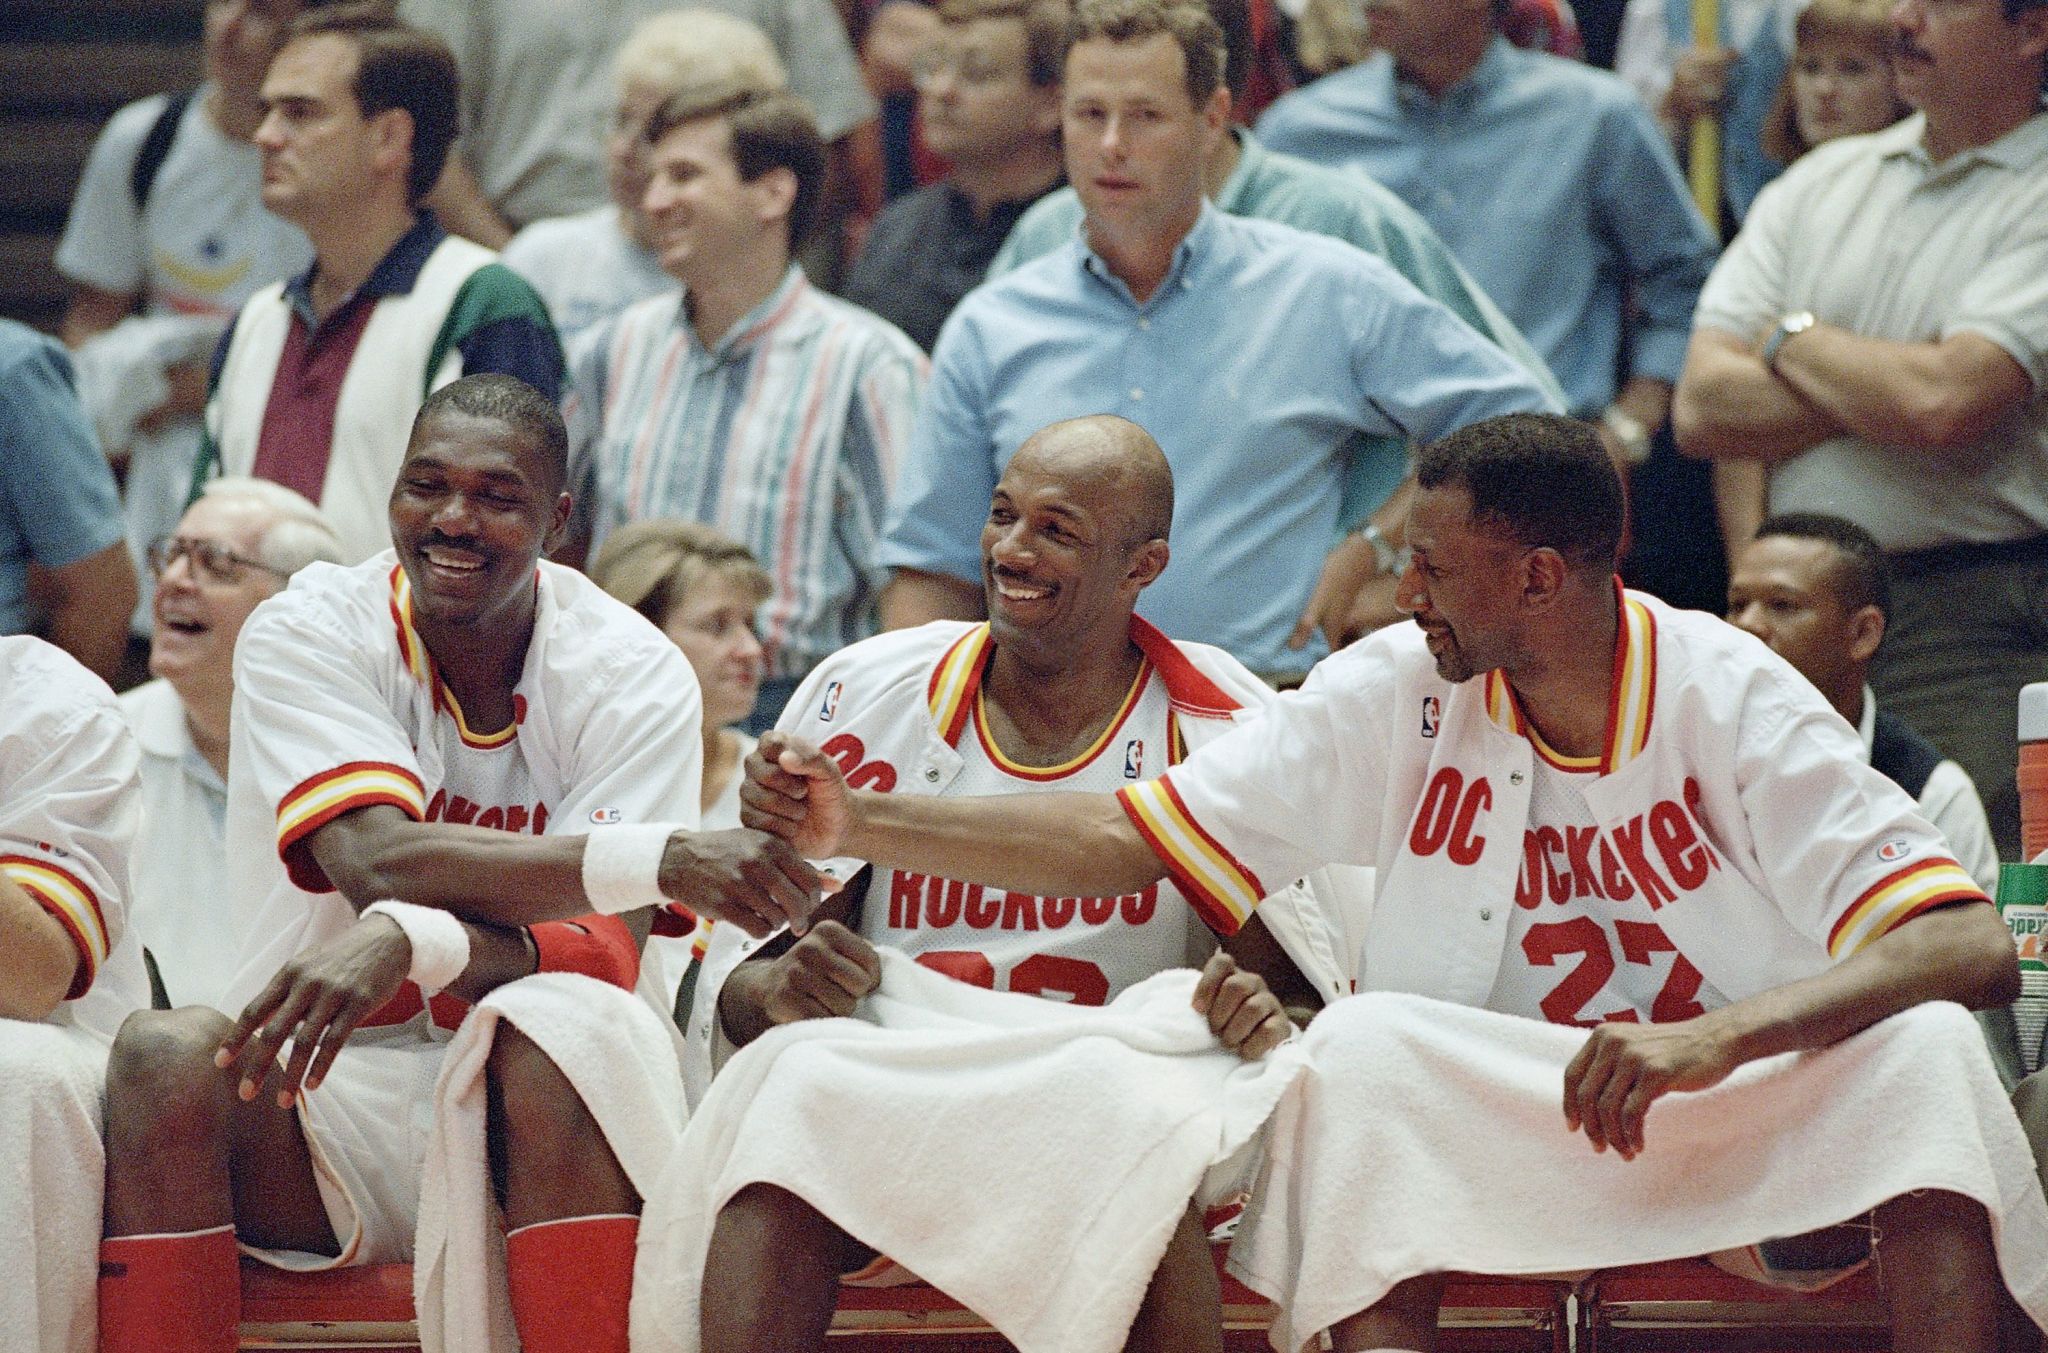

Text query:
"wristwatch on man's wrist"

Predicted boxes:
[[1600, 406, 1653, 465], [1761, 310, 1817, 375]]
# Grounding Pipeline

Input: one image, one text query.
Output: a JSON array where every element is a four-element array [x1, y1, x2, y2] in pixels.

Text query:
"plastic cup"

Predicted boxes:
[[1998, 862, 2048, 1074]]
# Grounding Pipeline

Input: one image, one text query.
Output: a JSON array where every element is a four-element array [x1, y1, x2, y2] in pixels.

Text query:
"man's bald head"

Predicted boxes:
[[1009, 414, 1174, 552]]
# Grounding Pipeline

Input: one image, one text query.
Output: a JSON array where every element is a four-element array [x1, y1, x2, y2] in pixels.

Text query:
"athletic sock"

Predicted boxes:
[[506, 1213, 639, 1353], [98, 1224, 239, 1353]]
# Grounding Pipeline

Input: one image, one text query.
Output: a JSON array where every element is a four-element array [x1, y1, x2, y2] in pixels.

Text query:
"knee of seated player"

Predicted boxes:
[[103, 1006, 239, 1161], [486, 1023, 594, 1152], [712, 1183, 863, 1277], [1298, 991, 1436, 1075]]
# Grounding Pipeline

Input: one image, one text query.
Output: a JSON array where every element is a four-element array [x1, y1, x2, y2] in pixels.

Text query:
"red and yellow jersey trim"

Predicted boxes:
[[389, 566, 525, 750], [276, 761, 427, 892], [974, 658, 1152, 782], [1827, 857, 1986, 960], [2, 855, 107, 999], [1484, 579, 1656, 776], [1116, 777, 1263, 935], [926, 624, 993, 746]]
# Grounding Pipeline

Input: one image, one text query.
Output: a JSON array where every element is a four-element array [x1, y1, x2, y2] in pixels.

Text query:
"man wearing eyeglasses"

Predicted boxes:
[[840, 0, 1068, 353], [117, 478, 344, 1011]]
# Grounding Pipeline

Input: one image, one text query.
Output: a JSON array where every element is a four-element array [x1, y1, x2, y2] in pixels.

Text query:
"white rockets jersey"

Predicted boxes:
[[862, 658, 1206, 1005], [0, 636, 150, 1040], [218, 553, 702, 1023], [1486, 751, 1729, 1025]]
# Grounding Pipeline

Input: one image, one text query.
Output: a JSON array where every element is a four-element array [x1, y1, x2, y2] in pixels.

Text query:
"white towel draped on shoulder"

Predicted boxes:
[[0, 1022, 110, 1353], [631, 949, 1308, 1353], [1229, 992, 2048, 1353], [415, 973, 688, 1353]]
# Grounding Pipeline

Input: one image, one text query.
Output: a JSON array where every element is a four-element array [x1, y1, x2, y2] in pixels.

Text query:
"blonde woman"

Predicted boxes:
[[591, 520, 772, 1019]]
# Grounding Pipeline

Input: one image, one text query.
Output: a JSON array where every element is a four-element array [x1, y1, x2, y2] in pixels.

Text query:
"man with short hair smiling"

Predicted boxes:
[[841, 0, 1068, 352], [198, 3, 562, 564], [96, 375, 815, 1353], [880, 0, 1556, 685], [120, 478, 345, 1010], [748, 412, 2044, 1350], [566, 84, 927, 729]]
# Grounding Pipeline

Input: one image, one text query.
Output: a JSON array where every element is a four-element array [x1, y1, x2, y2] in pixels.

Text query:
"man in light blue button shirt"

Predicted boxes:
[[879, 0, 1559, 682]]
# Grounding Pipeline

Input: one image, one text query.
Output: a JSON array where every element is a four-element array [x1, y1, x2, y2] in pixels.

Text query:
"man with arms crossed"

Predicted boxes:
[[750, 413, 2035, 1350], [696, 414, 1338, 1350], [97, 376, 813, 1353]]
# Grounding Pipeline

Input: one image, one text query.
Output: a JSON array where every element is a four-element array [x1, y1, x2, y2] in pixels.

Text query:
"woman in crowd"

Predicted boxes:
[[589, 519, 771, 1019]]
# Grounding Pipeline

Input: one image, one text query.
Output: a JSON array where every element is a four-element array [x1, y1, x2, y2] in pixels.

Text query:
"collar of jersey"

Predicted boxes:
[[971, 653, 1156, 782], [1482, 576, 1656, 776], [926, 614, 1240, 750], [388, 564, 528, 750]]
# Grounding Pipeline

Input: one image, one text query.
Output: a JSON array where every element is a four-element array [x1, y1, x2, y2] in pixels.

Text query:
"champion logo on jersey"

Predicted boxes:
[[1420, 696, 1441, 739], [1124, 739, 1145, 779], [589, 807, 623, 825], [1876, 838, 1916, 864], [34, 840, 72, 860], [818, 681, 843, 722]]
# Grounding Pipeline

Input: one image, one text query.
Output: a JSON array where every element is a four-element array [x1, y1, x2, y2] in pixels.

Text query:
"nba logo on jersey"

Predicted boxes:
[[818, 681, 843, 722], [1124, 739, 1145, 779], [1877, 838, 1914, 863], [589, 807, 622, 825], [1420, 696, 1441, 739]]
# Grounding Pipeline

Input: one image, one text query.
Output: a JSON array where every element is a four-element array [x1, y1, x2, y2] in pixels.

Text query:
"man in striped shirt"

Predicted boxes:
[[565, 84, 929, 730]]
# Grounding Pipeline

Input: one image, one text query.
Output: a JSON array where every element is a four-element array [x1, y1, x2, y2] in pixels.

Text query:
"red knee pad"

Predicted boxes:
[[99, 1225, 239, 1353], [529, 913, 641, 989], [506, 1214, 637, 1353]]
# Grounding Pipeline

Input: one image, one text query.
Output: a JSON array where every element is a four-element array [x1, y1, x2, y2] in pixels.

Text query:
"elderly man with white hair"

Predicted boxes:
[[119, 477, 344, 1010]]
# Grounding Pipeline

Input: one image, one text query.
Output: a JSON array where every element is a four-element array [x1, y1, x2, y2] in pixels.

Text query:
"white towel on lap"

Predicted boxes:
[[1229, 992, 2048, 1353], [0, 1022, 110, 1353], [631, 949, 1308, 1353], [416, 974, 689, 1353]]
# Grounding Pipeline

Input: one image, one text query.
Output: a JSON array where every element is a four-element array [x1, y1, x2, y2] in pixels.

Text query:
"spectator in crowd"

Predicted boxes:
[[1708, 0, 1909, 561], [1253, 0, 1724, 612], [0, 320, 137, 685], [118, 479, 343, 1012], [589, 519, 772, 1017], [1614, 0, 1807, 222], [0, 637, 150, 1353], [1674, 0, 2048, 857], [993, 0, 1563, 641], [56, 0, 328, 642], [398, 0, 878, 278], [841, 0, 1069, 353], [746, 413, 2038, 1351], [566, 85, 928, 730], [880, 0, 1555, 685], [195, 4, 563, 565], [501, 10, 790, 348]]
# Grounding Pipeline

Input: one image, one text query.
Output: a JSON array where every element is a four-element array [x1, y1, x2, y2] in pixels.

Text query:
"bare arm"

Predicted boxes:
[[0, 872, 82, 1023], [59, 285, 136, 348], [1564, 902, 2018, 1159], [41, 543, 137, 684], [301, 803, 817, 933], [1771, 324, 2034, 453], [1711, 459, 1767, 564], [879, 567, 983, 630], [742, 734, 1167, 901], [1671, 328, 1845, 462]]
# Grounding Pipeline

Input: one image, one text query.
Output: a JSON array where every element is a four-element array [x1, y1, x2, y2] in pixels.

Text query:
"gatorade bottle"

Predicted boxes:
[[2022, 683, 2048, 863], [1998, 861, 2048, 1075]]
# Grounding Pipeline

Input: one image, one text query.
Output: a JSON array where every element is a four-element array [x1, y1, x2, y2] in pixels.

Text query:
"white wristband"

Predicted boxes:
[[362, 900, 470, 997], [581, 824, 674, 915]]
